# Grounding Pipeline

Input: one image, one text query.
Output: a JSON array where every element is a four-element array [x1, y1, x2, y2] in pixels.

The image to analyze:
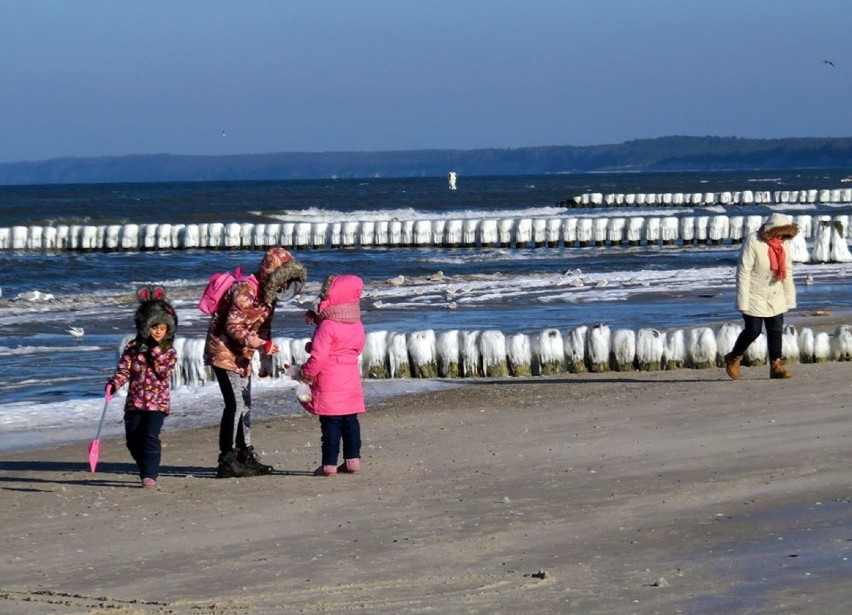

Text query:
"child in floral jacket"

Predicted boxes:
[[106, 287, 178, 489]]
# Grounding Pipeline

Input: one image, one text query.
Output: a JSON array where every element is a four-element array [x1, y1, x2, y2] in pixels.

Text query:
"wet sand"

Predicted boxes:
[[2, 352, 852, 614]]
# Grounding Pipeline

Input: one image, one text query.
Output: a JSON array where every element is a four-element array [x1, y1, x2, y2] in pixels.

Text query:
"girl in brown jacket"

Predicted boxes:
[[204, 247, 306, 478]]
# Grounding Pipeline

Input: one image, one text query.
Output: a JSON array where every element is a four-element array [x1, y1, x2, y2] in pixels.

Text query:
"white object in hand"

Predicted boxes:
[[285, 365, 312, 403], [295, 382, 312, 403]]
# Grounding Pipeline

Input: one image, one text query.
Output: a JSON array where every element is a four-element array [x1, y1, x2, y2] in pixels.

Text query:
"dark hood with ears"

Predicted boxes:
[[134, 286, 178, 342]]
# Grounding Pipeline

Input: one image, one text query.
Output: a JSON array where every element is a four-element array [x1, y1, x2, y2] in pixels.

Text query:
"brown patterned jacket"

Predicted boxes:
[[204, 247, 306, 376]]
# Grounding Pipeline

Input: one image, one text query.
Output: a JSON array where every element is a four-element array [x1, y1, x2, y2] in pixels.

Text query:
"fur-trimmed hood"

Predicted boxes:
[[759, 213, 799, 240], [255, 247, 307, 305]]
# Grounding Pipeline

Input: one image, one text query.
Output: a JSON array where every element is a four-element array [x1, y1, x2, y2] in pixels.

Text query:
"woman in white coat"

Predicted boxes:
[[724, 213, 799, 380]]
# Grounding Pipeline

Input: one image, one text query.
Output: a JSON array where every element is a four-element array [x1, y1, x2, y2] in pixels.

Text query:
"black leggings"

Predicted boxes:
[[730, 313, 784, 361]]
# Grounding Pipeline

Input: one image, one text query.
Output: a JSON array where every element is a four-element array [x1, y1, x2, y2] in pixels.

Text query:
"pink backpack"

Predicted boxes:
[[198, 266, 259, 315]]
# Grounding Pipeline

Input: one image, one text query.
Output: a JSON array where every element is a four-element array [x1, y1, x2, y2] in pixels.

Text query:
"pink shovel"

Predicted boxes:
[[88, 396, 110, 473]]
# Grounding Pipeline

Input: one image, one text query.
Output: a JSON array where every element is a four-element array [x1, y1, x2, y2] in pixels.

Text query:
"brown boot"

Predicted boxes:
[[770, 358, 792, 379], [724, 353, 743, 380]]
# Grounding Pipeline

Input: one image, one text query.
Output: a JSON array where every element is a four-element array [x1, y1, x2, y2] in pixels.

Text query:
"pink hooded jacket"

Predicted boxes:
[[300, 275, 366, 416]]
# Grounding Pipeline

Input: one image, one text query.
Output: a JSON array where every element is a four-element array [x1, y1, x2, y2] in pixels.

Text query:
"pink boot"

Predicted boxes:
[[337, 458, 361, 474], [313, 465, 338, 477]]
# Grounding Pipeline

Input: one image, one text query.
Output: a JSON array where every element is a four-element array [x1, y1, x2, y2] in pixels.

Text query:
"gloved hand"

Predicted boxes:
[[105, 383, 114, 403], [259, 353, 274, 378]]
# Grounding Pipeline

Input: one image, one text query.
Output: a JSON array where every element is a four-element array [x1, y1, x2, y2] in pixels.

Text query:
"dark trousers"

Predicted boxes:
[[730, 313, 784, 361], [124, 410, 166, 480], [319, 414, 361, 466]]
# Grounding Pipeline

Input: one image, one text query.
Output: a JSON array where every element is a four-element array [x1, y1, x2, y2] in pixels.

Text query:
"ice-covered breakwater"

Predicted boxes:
[[563, 188, 852, 208], [2, 212, 850, 261], [161, 322, 852, 390]]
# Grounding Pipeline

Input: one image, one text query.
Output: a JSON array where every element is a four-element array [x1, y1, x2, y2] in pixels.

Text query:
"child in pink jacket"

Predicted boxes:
[[299, 274, 366, 476]]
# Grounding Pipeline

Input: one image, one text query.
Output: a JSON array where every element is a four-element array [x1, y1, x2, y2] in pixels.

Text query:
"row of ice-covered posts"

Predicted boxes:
[[164, 322, 852, 389], [564, 187, 852, 207], [1, 212, 849, 253]]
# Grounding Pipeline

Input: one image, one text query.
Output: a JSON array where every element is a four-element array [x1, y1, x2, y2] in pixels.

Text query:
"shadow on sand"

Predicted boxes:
[[0, 459, 313, 490]]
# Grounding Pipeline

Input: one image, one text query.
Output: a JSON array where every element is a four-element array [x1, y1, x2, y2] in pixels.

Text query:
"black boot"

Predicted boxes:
[[217, 450, 259, 478], [237, 445, 274, 475]]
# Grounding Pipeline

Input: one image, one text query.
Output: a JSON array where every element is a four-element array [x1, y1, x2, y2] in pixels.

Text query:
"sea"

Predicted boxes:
[[2, 170, 851, 453]]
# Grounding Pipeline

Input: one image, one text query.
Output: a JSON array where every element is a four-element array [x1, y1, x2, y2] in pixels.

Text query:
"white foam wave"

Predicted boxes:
[[0, 344, 101, 356], [775, 203, 818, 212], [267, 205, 572, 223]]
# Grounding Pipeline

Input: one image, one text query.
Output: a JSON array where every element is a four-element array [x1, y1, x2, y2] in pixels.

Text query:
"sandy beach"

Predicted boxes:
[[1, 355, 851, 614]]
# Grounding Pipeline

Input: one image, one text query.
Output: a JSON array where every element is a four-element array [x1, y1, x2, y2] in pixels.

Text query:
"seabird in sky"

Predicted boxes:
[[823, 59, 835, 67]]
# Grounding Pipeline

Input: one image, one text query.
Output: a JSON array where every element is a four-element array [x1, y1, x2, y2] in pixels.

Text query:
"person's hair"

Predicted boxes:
[[319, 274, 336, 300]]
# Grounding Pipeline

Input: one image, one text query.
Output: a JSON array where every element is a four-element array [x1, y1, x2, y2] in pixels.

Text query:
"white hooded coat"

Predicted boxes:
[[735, 213, 798, 318]]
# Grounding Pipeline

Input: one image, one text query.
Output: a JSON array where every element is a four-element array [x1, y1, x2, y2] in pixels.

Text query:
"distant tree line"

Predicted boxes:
[[1, 135, 852, 185]]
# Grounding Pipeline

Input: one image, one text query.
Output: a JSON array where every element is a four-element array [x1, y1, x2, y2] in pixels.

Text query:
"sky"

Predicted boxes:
[[1, 0, 850, 164]]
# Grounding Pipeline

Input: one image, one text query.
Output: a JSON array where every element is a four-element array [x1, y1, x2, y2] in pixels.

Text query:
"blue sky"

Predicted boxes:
[[1, 0, 850, 163]]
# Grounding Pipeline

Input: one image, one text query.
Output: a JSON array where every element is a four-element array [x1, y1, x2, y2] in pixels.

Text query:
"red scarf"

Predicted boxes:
[[767, 237, 786, 280]]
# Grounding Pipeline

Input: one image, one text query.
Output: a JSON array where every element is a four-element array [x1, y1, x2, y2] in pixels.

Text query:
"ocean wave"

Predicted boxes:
[[0, 344, 102, 356], [265, 205, 575, 223]]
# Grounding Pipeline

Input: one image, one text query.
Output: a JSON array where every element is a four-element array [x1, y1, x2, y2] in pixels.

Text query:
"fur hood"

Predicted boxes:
[[759, 213, 798, 240], [255, 247, 307, 305], [134, 286, 178, 342]]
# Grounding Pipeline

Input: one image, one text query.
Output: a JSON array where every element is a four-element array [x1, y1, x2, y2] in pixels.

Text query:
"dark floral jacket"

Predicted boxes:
[[109, 339, 177, 414]]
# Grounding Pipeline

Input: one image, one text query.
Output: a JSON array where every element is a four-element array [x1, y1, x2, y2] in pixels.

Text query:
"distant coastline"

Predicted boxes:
[[1, 135, 852, 186]]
